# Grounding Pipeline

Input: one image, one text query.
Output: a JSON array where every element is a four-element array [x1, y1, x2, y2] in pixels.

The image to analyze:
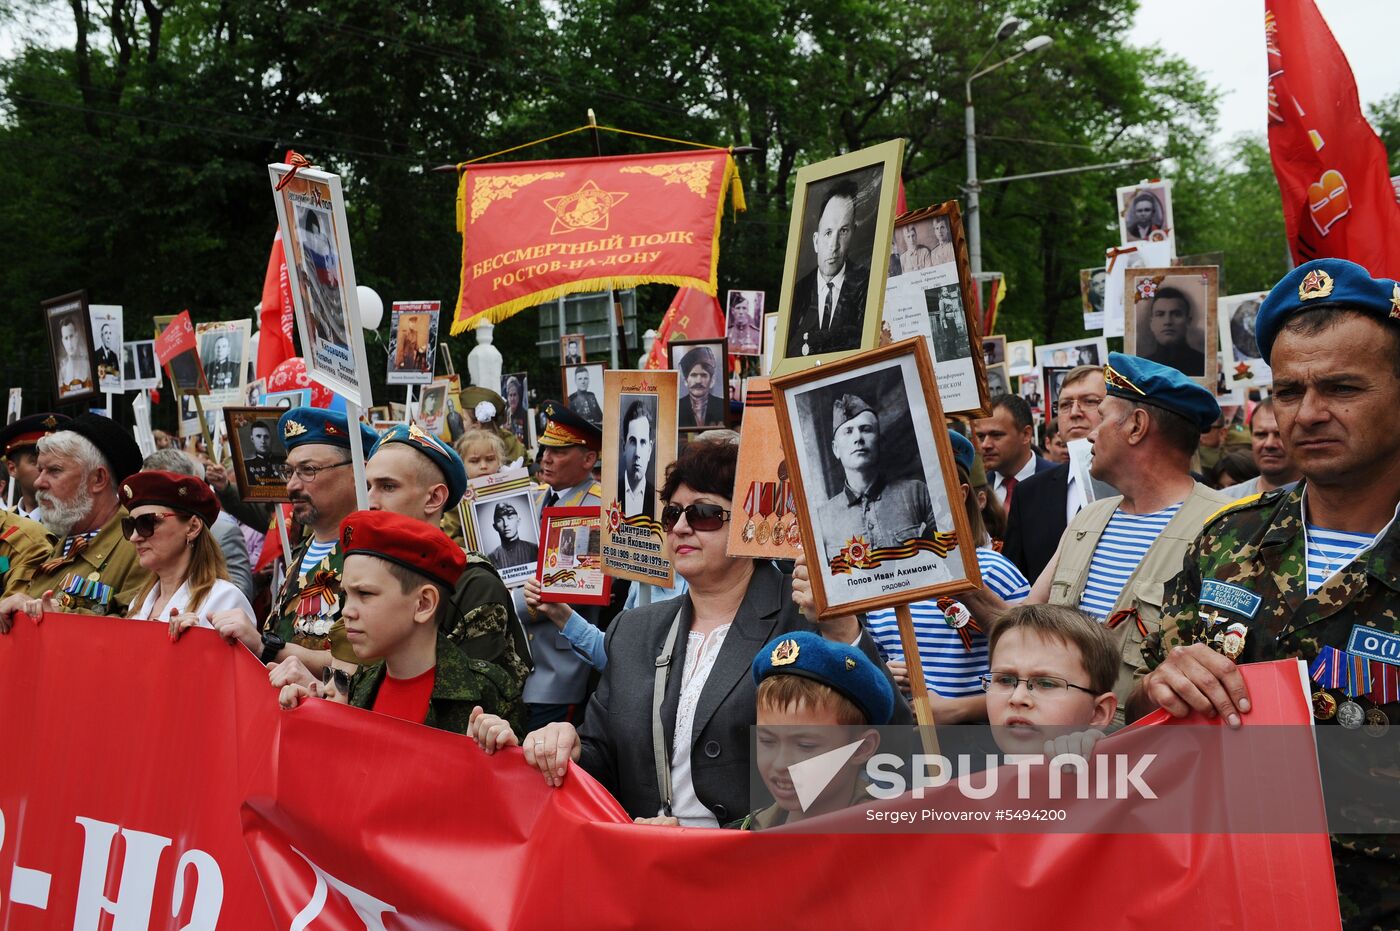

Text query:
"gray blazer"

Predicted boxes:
[[576, 560, 910, 823]]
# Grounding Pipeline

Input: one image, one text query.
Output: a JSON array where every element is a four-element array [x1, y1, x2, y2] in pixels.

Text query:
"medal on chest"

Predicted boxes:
[[936, 597, 982, 651], [741, 482, 758, 543], [294, 569, 340, 637], [755, 482, 775, 545]]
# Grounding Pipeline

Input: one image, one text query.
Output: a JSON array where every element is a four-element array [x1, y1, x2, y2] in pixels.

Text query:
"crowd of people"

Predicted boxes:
[[0, 256, 1395, 924]]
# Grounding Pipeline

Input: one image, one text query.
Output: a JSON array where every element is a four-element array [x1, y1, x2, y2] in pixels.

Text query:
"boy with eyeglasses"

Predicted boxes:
[[278, 509, 524, 737], [982, 604, 1118, 757]]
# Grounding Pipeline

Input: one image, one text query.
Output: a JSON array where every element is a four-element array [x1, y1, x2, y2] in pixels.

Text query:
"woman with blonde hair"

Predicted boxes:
[[119, 471, 255, 633]]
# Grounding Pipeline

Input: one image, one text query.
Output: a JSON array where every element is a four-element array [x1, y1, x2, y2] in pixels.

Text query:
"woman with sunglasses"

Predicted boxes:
[[469, 437, 904, 827], [119, 471, 255, 632]]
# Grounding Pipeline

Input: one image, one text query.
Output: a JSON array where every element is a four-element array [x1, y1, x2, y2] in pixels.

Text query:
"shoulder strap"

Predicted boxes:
[[652, 605, 684, 817]]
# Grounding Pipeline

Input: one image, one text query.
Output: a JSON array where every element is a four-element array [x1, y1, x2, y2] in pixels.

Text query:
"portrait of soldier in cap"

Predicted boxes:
[[476, 492, 540, 583], [671, 342, 727, 430], [241, 418, 286, 485], [565, 363, 604, 427], [812, 388, 938, 563]]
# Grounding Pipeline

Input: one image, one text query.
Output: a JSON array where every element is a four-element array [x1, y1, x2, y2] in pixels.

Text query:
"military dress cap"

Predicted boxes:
[[831, 394, 875, 432], [460, 386, 508, 423], [65, 413, 143, 481], [948, 430, 975, 474], [339, 509, 466, 589], [371, 423, 468, 509], [752, 630, 895, 726], [1255, 258, 1400, 364], [1103, 351, 1220, 433], [493, 501, 519, 520], [678, 346, 717, 375], [537, 399, 602, 451], [0, 412, 71, 457], [120, 469, 220, 526], [278, 406, 378, 453]]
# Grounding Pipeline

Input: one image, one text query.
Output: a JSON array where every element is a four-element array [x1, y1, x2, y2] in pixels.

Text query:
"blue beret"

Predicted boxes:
[[752, 631, 895, 725], [1104, 352, 1220, 433], [1255, 258, 1400, 365], [278, 406, 379, 454], [371, 423, 468, 509], [948, 430, 975, 474]]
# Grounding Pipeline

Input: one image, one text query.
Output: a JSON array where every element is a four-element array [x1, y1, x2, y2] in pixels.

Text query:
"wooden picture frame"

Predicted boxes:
[[224, 406, 291, 502], [1123, 266, 1219, 389], [771, 138, 906, 376], [43, 290, 98, 405], [268, 161, 374, 407], [601, 369, 679, 586], [880, 200, 989, 416], [772, 338, 981, 618], [668, 337, 729, 432], [536, 506, 609, 606], [560, 332, 587, 365]]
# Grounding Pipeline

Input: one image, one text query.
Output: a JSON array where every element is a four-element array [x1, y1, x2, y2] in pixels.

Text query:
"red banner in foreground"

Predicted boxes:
[[0, 615, 1339, 930], [452, 149, 745, 334]]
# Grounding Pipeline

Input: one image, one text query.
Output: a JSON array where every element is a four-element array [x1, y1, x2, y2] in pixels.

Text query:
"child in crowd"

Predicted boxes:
[[279, 509, 524, 737], [866, 430, 1029, 723], [728, 631, 895, 830], [983, 604, 1118, 757], [454, 428, 506, 481]]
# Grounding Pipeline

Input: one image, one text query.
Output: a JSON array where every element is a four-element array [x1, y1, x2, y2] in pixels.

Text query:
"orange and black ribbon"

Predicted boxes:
[[275, 151, 313, 192], [1107, 607, 1149, 638], [936, 596, 982, 652]]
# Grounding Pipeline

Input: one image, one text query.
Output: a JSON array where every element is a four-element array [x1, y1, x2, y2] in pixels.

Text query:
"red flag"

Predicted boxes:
[[451, 149, 745, 334], [643, 287, 726, 369], [258, 229, 297, 379], [1265, 0, 1400, 275]]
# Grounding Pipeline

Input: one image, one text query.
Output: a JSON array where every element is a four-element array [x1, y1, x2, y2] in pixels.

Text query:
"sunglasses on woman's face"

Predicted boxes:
[[660, 502, 731, 533], [321, 665, 351, 697], [122, 511, 180, 540]]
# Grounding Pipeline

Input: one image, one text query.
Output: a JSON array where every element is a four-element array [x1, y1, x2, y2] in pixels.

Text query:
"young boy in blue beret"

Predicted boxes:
[[278, 509, 525, 737], [727, 630, 895, 830]]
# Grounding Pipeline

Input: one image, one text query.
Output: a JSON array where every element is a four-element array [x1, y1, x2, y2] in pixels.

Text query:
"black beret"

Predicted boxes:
[[66, 413, 142, 481]]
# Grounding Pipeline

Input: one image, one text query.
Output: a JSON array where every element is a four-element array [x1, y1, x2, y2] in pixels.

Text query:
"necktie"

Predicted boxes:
[[1002, 475, 1018, 511], [542, 490, 559, 510], [822, 281, 834, 330]]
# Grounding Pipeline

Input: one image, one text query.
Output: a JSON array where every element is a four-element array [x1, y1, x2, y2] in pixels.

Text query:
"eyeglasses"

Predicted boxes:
[[321, 665, 351, 697], [660, 502, 731, 533], [122, 512, 180, 539], [276, 460, 352, 482], [1059, 397, 1103, 413], [980, 673, 1096, 696]]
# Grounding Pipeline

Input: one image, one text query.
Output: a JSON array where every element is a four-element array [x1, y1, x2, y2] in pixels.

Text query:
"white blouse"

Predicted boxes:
[[130, 578, 256, 626], [666, 623, 733, 828]]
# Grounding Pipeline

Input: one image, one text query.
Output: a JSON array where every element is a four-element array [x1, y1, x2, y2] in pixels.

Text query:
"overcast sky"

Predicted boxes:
[[1129, 0, 1397, 150]]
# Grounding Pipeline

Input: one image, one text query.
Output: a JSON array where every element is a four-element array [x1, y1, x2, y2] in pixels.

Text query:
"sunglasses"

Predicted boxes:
[[121, 511, 180, 539], [321, 665, 351, 697], [660, 502, 731, 533]]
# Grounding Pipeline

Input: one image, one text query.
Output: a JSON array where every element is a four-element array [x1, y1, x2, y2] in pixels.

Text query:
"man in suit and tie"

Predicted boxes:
[[1002, 365, 1110, 582], [617, 398, 656, 519], [785, 179, 869, 358], [973, 394, 1053, 514]]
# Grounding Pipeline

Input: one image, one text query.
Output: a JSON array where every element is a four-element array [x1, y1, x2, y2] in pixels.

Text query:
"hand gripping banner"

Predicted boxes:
[[452, 149, 745, 334], [0, 614, 1341, 929]]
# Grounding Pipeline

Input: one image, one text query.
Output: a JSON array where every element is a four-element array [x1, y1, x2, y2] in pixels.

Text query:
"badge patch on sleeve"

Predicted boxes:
[[1199, 580, 1262, 618], [1347, 625, 1400, 667]]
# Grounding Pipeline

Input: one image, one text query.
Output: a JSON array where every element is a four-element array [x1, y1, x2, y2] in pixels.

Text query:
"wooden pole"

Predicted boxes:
[[894, 603, 941, 757], [344, 399, 370, 511], [274, 504, 292, 569]]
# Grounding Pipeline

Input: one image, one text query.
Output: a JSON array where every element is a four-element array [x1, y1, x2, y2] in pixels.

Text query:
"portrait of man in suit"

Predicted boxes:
[[617, 395, 656, 519], [785, 174, 875, 359], [94, 322, 120, 388], [674, 344, 726, 429]]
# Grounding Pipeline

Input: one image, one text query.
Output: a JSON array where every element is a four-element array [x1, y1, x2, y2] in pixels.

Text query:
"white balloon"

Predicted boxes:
[[356, 285, 384, 330]]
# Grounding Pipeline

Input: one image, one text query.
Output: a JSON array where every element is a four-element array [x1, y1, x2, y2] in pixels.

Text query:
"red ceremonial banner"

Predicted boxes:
[[451, 149, 745, 335], [0, 615, 1340, 930], [1265, 0, 1400, 276], [257, 228, 296, 380], [153, 309, 196, 366]]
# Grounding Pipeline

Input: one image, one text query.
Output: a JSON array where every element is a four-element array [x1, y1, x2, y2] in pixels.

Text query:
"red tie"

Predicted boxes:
[[1002, 475, 1018, 511]]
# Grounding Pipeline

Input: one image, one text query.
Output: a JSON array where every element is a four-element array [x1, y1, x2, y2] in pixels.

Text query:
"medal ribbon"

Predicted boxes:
[[774, 481, 789, 521], [1309, 646, 1345, 690], [1368, 661, 1400, 705], [757, 483, 775, 521], [936, 597, 982, 652], [1344, 652, 1372, 698], [742, 481, 758, 519]]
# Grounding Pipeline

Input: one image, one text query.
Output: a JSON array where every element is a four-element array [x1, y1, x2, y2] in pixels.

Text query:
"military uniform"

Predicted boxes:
[[346, 631, 525, 737], [21, 508, 149, 615], [0, 509, 55, 599], [445, 552, 534, 694], [816, 476, 936, 563], [268, 534, 351, 659]]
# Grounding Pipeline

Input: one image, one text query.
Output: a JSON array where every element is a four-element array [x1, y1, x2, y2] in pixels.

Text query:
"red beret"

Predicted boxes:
[[339, 509, 465, 589], [120, 470, 221, 526]]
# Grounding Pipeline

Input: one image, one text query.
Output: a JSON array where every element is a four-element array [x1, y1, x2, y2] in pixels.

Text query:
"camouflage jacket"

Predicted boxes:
[[1151, 484, 1400, 927], [347, 631, 525, 737], [444, 552, 533, 695], [0, 509, 55, 600], [269, 535, 351, 660]]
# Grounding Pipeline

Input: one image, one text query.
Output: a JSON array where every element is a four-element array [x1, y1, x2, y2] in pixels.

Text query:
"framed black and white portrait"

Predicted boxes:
[[1035, 337, 1108, 371], [601, 370, 678, 587], [1116, 181, 1175, 255], [1124, 267, 1219, 388], [89, 304, 124, 394], [668, 338, 728, 432], [43, 291, 97, 404], [772, 338, 980, 617], [725, 290, 764, 357], [562, 362, 605, 428], [1006, 339, 1035, 377], [1080, 267, 1107, 329], [1218, 290, 1271, 388], [982, 335, 1006, 367], [224, 406, 291, 502], [387, 302, 439, 385], [986, 362, 1010, 399], [772, 139, 905, 375], [615, 393, 659, 520], [197, 319, 252, 402], [501, 372, 530, 445], [1042, 365, 1073, 417], [471, 487, 541, 587]]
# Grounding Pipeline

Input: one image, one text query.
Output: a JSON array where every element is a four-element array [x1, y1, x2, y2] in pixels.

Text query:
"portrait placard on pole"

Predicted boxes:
[[600, 369, 677, 586]]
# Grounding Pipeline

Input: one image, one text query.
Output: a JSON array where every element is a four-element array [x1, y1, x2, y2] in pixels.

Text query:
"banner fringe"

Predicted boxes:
[[452, 275, 716, 335]]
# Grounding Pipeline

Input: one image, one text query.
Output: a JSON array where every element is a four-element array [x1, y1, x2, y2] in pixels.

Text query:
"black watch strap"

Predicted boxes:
[[259, 632, 285, 664]]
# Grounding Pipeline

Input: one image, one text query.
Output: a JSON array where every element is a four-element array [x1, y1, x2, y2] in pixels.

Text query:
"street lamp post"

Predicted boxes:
[[965, 30, 1053, 278]]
